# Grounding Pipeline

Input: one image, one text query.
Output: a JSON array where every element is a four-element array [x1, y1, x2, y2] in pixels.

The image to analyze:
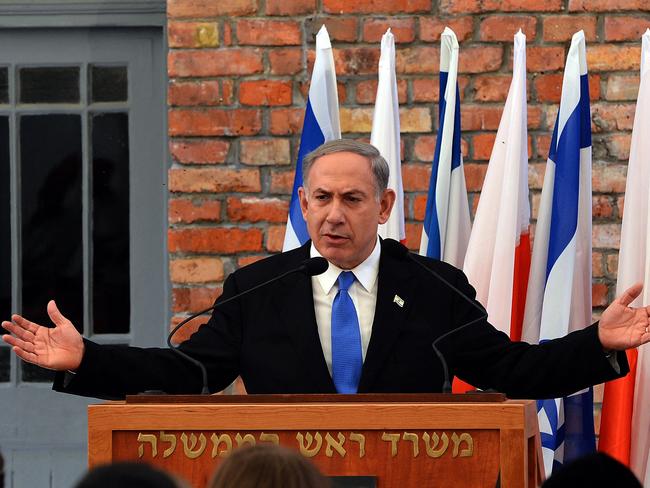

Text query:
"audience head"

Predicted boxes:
[[541, 452, 642, 488], [209, 444, 330, 488], [74, 462, 184, 488]]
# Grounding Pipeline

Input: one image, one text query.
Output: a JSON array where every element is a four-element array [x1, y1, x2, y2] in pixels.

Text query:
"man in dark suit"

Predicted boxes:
[[3, 140, 649, 399]]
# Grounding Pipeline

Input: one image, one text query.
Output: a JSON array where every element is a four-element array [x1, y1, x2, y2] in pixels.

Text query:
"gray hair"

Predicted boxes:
[[301, 139, 390, 198]]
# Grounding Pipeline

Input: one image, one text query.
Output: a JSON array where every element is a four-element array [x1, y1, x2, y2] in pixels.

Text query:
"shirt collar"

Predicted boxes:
[[310, 238, 381, 294]]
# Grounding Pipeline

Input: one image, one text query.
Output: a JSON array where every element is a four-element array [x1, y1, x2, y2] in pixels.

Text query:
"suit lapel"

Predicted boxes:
[[279, 243, 335, 392], [358, 242, 416, 392]]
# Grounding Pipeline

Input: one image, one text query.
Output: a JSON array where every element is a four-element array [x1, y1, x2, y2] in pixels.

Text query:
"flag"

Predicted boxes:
[[371, 29, 405, 242], [283, 26, 341, 251], [599, 29, 650, 484], [463, 30, 531, 341], [419, 27, 471, 268], [521, 30, 594, 476]]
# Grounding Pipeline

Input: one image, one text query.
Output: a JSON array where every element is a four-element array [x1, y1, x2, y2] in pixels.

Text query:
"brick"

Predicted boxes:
[[323, 0, 431, 14], [169, 109, 262, 136], [239, 80, 292, 106], [542, 16, 598, 42], [402, 164, 431, 191], [169, 168, 261, 193], [413, 136, 435, 161], [534, 135, 552, 160], [528, 105, 543, 129], [222, 80, 234, 104], [170, 139, 230, 164], [340, 107, 374, 133], [333, 48, 381, 75], [606, 254, 619, 278], [413, 194, 428, 220], [420, 17, 474, 42], [169, 315, 209, 344], [569, 0, 650, 11], [534, 73, 562, 102], [604, 17, 650, 41], [169, 228, 264, 253], [269, 48, 303, 75], [593, 195, 614, 218], [472, 133, 497, 160], [464, 163, 488, 191], [587, 45, 641, 72], [593, 283, 609, 307], [441, 0, 561, 13], [479, 16, 536, 42], [593, 251, 604, 278], [224, 22, 233, 46], [593, 224, 620, 250], [472, 75, 513, 102], [542, 105, 559, 131], [227, 197, 289, 223], [400, 107, 433, 132], [266, 0, 315, 15], [270, 108, 304, 135], [168, 49, 263, 77], [270, 170, 295, 194], [266, 225, 286, 252], [306, 17, 359, 43], [396, 47, 439, 74], [458, 46, 503, 73], [172, 287, 220, 314], [169, 198, 222, 224], [412, 78, 438, 102], [355, 79, 407, 104], [461, 105, 503, 131], [168, 80, 222, 107], [404, 222, 423, 250], [170, 258, 224, 284], [605, 75, 640, 101], [237, 19, 301, 46], [526, 47, 565, 72], [362, 18, 416, 43], [604, 134, 631, 160], [240, 139, 291, 166], [168, 0, 257, 18], [169, 22, 219, 48], [238, 255, 267, 267], [592, 162, 627, 192], [591, 103, 636, 132]]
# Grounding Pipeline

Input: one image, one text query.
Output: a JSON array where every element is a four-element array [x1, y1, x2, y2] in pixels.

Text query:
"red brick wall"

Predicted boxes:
[[166, 0, 650, 404]]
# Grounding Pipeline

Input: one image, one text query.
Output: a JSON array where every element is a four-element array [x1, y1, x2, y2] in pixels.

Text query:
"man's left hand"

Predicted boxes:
[[599, 283, 650, 351]]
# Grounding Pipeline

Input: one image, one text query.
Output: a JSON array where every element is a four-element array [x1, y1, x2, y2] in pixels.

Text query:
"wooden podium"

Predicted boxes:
[[88, 394, 544, 487]]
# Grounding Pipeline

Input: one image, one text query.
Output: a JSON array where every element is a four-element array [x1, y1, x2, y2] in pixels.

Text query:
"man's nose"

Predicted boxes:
[[325, 199, 345, 224]]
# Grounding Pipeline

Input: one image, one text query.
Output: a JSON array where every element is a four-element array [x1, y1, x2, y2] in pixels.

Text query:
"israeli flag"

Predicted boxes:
[[419, 27, 471, 268], [522, 30, 594, 475], [283, 26, 341, 251]]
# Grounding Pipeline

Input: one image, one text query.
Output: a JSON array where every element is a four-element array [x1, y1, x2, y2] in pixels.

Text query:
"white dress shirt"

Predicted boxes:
[[310, 238, 381, 375]]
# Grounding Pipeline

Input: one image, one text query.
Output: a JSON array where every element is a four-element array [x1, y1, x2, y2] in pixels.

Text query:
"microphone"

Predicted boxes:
[[382, 239, 488, 393], [167, 256, 329, 394]]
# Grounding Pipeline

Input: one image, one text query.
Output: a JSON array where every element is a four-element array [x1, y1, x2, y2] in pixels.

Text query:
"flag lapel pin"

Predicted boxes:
[[393, 295, 405, 308]]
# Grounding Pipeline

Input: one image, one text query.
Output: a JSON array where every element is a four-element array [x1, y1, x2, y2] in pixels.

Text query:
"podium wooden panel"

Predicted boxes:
[[88, 394, 543, 488]]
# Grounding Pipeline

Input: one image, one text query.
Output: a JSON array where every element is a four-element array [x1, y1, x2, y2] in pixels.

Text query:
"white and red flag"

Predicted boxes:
[[599, 29, 650, 485], [463, 30, 531, 341]]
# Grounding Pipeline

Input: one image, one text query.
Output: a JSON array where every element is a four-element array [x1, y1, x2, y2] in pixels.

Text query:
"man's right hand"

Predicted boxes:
[[1, 300, 84, 371]]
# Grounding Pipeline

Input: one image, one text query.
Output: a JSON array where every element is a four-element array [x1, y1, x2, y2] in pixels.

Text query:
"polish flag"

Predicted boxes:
[[599, 29, 650, 485], [463, 30, 531, 342]]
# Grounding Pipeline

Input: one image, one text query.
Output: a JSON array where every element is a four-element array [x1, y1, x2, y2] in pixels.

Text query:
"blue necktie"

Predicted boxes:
[[331, 271, 363, 394]]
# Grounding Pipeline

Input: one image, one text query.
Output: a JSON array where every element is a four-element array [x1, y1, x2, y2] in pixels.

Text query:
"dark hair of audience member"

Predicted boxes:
[[541, 452, 642, 488], [74, 462, 184, 488], [209, 444, 330, 488]]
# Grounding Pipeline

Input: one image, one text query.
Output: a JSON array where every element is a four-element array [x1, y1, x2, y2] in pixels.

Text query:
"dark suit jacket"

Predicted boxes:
[[54, 239, 627, 400]]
